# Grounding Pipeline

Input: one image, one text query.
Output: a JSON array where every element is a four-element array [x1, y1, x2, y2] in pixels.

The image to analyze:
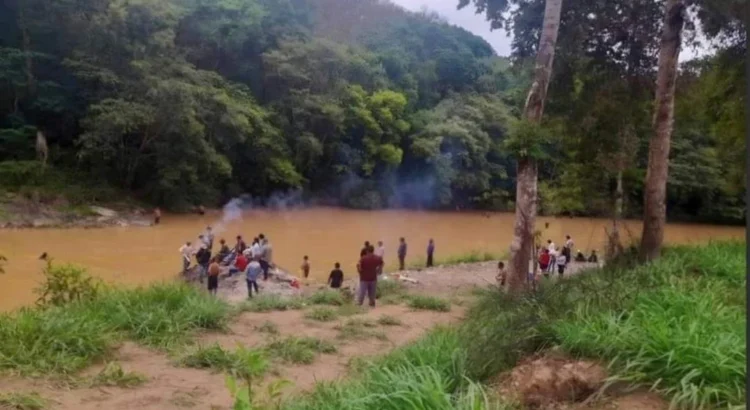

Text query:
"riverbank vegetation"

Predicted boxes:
[[276, 241, 745, 409], [0, 0, 744, 224]]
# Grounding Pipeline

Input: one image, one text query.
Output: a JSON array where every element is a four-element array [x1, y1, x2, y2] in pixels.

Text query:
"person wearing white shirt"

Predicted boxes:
[[374, 241, 385, 275], [547, 239, 556, 252], [556, 252, 567, 275], [179, 241, 193, 272], [250, 239, 262, 259]]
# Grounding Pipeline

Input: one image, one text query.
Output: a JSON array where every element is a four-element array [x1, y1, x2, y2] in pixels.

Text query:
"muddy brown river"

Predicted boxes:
[[0, 207, 744, 311]]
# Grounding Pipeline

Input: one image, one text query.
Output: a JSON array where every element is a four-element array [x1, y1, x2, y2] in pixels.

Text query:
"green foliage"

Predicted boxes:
[[0, 392, 47, 410], [265, 337, 337, 365], [88, 362, 148, 388], [180, 344, 268, 382], [304, 306, 339, 322], [375, 279, 408, 303], [255, 321, 280, 335], [336, 318, 387, 341], [307, 289, 347, 306], [462, 241, 746, 408], [238, 295, 305, 312], [407, 295, 452, 312], [376, 315, 402, 326], [0, 280, 230, 375], [35, 262, 100, 308]]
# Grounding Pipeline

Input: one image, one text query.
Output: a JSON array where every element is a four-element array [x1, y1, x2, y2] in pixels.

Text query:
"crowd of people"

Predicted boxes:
[[180, 230, 598, 307], [496, 234, 599, 286]]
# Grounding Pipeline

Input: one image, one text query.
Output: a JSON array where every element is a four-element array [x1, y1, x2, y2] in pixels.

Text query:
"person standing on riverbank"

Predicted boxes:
[[217, 239, 230, 261], [207, 256, 220, 295], [556, 251, 567, 276], [426, 239, 435, 267], [398, 237, 407, 270], [328, 263, 343, 289], [301, 255, 310, 279], [563, 235, 574, 266], [196, 243, 211, 283], [361, 241, 371, 257], [260, 237, 273, 280], [246, 256, 262, 298], [179, 241, 192, 272], [235, 235, 247, 254], [205, 226, 214, 250], [375, 241, 385, 275], [539, 248, 551, 277], [357, 247, 383, 307], [153, 208, 161, 225]]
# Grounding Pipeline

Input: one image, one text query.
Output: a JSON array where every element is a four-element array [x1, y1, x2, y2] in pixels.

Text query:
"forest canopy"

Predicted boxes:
[[0, 0, 744, 223]]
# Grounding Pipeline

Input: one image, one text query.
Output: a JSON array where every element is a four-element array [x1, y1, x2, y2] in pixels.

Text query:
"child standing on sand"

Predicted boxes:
[[496, 261, 507, 287]]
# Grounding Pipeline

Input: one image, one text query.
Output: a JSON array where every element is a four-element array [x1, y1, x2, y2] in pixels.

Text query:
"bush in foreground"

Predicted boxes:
[[0, 281, 230, 375], [462, 241, 746, 409]]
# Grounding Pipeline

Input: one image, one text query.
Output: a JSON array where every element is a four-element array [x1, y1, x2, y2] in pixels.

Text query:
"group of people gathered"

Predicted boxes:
[[178, 226, 274, 297], [496, 234, 599, 286]]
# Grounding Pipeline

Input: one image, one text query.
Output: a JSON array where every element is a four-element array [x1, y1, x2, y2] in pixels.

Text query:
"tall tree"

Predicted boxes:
[[640, 0, 686, 261], [461, 0, 563, 291]]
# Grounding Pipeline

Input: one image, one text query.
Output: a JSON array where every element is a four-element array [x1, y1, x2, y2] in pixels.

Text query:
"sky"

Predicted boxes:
[[390, 0, 709, 60], [391, 0, 513, 56]]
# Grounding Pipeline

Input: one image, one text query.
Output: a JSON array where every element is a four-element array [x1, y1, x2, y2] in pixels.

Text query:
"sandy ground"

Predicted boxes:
[[0, 261, 664, 410]]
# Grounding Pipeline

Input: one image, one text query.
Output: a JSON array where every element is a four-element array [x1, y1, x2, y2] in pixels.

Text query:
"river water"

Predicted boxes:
[[0, 207, 744, 311]]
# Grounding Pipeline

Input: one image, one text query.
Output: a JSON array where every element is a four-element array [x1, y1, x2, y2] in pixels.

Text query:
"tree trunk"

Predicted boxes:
[[18, 0, 35, 96], [507, 0, 563, 292], [640, 0, 685, 262], [606, 170, 625, 260]]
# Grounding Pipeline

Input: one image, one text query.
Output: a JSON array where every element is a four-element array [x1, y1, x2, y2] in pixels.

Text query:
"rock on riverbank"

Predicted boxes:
[[0, 195, 151, 229]]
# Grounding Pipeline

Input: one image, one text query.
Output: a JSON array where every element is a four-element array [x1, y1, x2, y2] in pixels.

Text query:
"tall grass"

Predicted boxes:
[[0, 282, 230, 375], [281, 328, 509, 410], [462, 241, 746, 409], [0, 391, 47, 410]]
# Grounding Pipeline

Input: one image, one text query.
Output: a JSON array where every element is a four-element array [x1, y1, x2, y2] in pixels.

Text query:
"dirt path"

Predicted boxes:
[[0, 297, 464, 410]]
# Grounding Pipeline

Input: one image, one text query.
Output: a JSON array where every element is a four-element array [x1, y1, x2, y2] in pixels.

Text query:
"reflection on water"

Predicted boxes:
[[0, 207, 744, 311]]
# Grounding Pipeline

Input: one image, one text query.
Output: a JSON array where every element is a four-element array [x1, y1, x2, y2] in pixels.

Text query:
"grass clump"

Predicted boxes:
[[0, 281, 230, 375], [266, 337, 337, 365], [337, 304, 366, 316], [255, 321, 279, 335], [336, 318, 387, 341], [239, 295, 305, 313], [306, 290, 346, 306], [88, 362, 147, 388], [462, 241, 746, 409], [280, 327, 507, 410], [376, 279, 408, 304], [407, 295, 451, 312], [180, 344, 268, 380], [0, 392, 47, 410], [304, 306, 339, 322], [377, 315, 402, 326]]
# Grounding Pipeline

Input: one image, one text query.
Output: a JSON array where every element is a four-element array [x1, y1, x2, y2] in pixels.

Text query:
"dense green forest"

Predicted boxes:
[[0, 0, 744, 222]]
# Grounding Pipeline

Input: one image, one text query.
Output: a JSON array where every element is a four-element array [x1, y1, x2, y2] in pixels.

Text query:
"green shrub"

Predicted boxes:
[[304, 307, 339, 322], [307, 289, 346, 306], [180, 344, 268, 381], [0, 391, 47, 410], [0, 281, 230, 375], [407, 295, 451, 312], [35, 262, 100, 307], [376, 279, 407, 304], [266, 337, 337, 365], [238, 295, 305, 313], [336, 319, 386, 341], [88, 362, 147, 388], [462, 241, 747, 409]]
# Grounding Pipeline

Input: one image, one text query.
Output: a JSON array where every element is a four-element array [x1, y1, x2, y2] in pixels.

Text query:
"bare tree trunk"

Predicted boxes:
[[606, 170, 625, 260], [507, 0, 563, 292], [18, 0, 35, 96], [640, 0, 685, 262]]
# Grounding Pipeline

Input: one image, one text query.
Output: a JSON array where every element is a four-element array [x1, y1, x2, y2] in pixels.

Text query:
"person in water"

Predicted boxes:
[[588, 250, 598, 263], [397, 237, 407, 270], [207, 256, 221, 295], [357, 247, 383, 307], [179, 241, 193, 272], [426, 239, 435, 268], [245, 256, 262, 298], [301, 255, 310, 279], [328, 262, 344, 289], [153, 207, 161, 225]]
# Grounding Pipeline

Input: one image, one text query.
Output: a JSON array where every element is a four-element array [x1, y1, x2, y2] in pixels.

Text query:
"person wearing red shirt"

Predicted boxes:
[[357, 247, 383, 307], [538, 248, 551, 276], [235, 253, 249, 273]]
